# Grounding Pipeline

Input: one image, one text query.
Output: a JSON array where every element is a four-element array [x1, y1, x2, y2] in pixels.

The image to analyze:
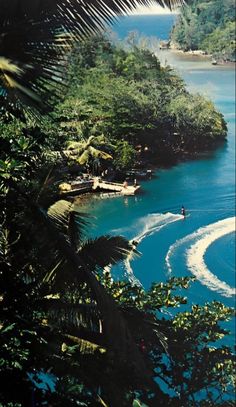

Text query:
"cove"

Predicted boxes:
[[86, 16, 235, 336]]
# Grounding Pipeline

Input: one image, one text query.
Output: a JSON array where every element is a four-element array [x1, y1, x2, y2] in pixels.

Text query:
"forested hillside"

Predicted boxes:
[[44, 34, 227, 170], [171, 0, 236, 61]]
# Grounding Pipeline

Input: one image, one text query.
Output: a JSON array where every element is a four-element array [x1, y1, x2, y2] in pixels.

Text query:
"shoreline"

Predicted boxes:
[[168, 46, 236, 67], [68, 140, 227, 206]]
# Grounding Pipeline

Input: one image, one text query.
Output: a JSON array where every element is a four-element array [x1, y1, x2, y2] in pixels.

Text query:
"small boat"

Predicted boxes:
[[211, 59, 217, 65]]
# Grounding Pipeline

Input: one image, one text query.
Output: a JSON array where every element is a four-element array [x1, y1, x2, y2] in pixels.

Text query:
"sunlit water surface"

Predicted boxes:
[[85, 15, 235, 341]]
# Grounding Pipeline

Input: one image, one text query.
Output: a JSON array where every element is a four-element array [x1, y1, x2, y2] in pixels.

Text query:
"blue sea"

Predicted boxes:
[[111, 14, 177, 40], [88, 16, 235, 339]]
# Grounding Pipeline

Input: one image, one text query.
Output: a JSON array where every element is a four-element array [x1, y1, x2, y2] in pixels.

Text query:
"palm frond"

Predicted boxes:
[[47, 200, 90, 246], [41, 298, 104, 337], [77, 150, 91, 165], [89, 146, 113, 160], [0, 1, 184, 23], [91, 134, 115, 150], [0, 21, 71, 114], [66, 141, 84, 151], [87, 135, 96, 145], [97, 396, 109, 407], [42, 260, 64, 284], [79, 235, 138, 269], [47, 200, 73, 235], [63, 335, 106, 355], [11, 186, 162, 392], [0, 0, 185, 112]]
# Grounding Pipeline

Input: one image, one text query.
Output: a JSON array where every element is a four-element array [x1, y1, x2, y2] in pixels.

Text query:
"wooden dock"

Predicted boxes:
[[60, 178, 140, 196], [93, 178, 140, 195]]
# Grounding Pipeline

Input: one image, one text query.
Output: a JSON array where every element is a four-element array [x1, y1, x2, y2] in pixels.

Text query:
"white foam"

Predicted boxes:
[[166, 217, 236, 297], [135, 212, 183, 244], [125, 212, 183, 286], [124, 258, 142, 287]]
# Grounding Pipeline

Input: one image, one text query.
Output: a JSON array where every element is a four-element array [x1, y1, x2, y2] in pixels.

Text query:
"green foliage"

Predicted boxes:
[[48, 35, 226, 166], [168, 93, 227, 151], [171, 0, 236, 60], [201, 21, 236, 60], [161, 301, 236, 404], [65, 135, 113, 173], [113, 140, 136, 171], [0, 193, 235, 406], [102, 275, 235, 406]]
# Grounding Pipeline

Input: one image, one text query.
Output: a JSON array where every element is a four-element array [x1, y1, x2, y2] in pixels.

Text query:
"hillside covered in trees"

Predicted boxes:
[[42, 34, 227, 173], [171, 0, 236, 61]]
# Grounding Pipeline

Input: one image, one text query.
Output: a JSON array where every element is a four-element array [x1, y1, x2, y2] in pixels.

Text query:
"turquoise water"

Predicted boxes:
[[87, 16, 235, 335], [111, 14, 177, 40], [88, 63, 235, 295]]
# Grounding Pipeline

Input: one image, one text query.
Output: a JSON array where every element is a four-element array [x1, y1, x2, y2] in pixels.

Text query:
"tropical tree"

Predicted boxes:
[[0, 195, 140, 406], [65, 135, 113, 174], [113, 140, 136, 171], [167, 93, 227, 151]]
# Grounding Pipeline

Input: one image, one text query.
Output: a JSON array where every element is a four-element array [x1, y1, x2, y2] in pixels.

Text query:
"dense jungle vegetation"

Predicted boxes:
[[171, 0, 236, 61], [47, 34, 227, 170], [0, 2, 235, 405]]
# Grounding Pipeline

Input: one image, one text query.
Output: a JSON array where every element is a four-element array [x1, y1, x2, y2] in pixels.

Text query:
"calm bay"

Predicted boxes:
[[87, 15, 235, 337]]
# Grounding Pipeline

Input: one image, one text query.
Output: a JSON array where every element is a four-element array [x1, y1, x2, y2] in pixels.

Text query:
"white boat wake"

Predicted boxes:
[[166, 217, 236, 298], [125, 212, 183, 286], [124, 257, 143, 287], [134, 212, 183, 244]]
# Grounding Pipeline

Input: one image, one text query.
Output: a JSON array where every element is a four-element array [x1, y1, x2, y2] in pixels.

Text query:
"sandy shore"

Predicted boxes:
[[155, 48, 235, 71], [169, 47, 235, 67]]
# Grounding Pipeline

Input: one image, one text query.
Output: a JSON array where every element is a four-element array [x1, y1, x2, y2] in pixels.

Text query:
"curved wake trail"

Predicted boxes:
[[135, 212, 183, 244], [126, 212, 183, 286], [166, 217, 236, 298], [124, 258, 143, 287]]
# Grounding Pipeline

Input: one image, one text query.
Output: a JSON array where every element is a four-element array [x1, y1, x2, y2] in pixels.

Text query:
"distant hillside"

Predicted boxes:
[[171, 0, 236, 61]]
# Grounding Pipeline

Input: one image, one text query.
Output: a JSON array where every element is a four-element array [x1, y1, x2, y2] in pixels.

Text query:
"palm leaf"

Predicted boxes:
[[66, 141, 84, 151], [40, 298, 105, 344], [79, 235, 138, 270], [10, 184, 164, 396], [47, 200, 90, 246], [63, 335, 106, 355], [0, 1, 183, 22], [97, 396, 109, 407], [0, 21, 71, 114], [0, 0, 185, 112], [89, 146, 113, 160], [77, 150, 91, 165], [47, 301, 101, 332], [47, 200, 73, 236], [42, 259, 64, 284], [87, 135, 96, 145], [91, 134, 115, 150]]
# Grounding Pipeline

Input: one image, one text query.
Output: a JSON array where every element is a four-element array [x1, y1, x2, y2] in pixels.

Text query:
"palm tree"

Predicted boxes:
[[0, 197, 138, 404], [65, 135, 113, 174], [0, 0, 185, 114], [40, 199, 174, 405]]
